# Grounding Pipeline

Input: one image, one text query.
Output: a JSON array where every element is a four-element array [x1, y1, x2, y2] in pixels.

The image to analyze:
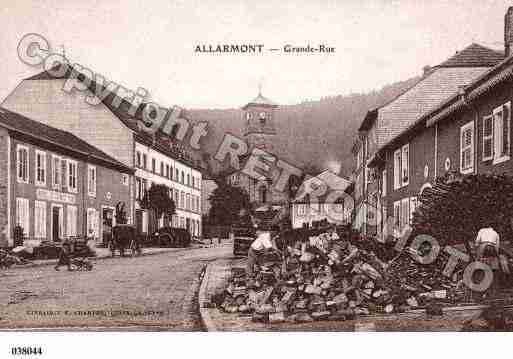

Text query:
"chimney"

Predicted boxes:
[[422, 65, 431, 76], [505, 6, 513, 57]]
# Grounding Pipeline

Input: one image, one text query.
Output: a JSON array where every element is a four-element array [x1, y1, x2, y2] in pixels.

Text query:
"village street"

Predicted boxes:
[[0, 244, 232, 330]]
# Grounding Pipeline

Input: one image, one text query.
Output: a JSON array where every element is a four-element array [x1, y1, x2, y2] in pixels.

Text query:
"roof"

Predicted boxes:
[[356, 43, 503, 151], [375, 66, 491, 147], [0, 107, 133, 173], [425, 54, 513, 127], [242, 92, 278, 110], [26, 63, 141, 132], [358, 109, 378, 132], [437, 43, 504, 68], [24, 62, 204, 169], [369, 50, 512, 168], [293, 170, 352, 203]]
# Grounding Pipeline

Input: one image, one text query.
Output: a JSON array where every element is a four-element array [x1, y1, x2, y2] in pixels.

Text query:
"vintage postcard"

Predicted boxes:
[[1, 2, 513, 349]]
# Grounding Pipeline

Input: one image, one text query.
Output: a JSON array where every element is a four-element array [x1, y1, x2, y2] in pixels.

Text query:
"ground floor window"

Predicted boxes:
[[15, 197, 30, 238], [67, 205, 78, 237], [142, 210, 148, 233], [51, 205, 64, 241], [87, 208, 99, 239], [34, 201, 46, 239], [393, 197, 418, 230]]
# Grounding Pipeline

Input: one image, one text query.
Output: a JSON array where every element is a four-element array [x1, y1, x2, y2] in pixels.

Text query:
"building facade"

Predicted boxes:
[[353, 43, 505, 238], [291, 170, 353, 229], [368, 6, 513, 238], [134, 136, 202, 237], [0, 107, 132, 247]]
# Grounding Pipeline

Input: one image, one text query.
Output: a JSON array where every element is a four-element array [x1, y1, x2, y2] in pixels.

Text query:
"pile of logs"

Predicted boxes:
[[215, 230, 466, 324], [413, 172, 513, 247]]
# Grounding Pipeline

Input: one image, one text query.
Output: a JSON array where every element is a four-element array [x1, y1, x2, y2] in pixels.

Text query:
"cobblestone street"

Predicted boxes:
[[0, 245, 232, 330]]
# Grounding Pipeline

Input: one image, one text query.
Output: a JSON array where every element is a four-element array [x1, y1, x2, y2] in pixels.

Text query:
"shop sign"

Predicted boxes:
[[36, 189, 75, 204]]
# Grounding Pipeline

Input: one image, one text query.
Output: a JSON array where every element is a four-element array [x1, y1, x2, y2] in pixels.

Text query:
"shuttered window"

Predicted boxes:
[[35, 150, 46, 186], [409, 196, 418, 224], [400, 198, 409, 229], [88, 165, 96, 197], [17, 145, 29, 183], [53, 155, 61, 189], [460, 121, 474, 174], [482, 115, 493, 161], [493, 102, 511, 164], [382, 169, 387, 197], [401, 144, 409, 186], [393, 201, 400, 227], [393, 149, 401, 190]]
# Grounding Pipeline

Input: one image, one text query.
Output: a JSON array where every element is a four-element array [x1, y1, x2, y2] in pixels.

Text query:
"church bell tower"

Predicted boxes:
[[242, 86, 278, 152]]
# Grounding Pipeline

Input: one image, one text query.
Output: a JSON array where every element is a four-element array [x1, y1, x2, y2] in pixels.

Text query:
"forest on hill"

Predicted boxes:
[[185, 76, 420, 178]]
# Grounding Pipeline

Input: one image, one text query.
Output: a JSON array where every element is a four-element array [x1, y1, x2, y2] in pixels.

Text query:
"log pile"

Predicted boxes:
[[413, 172, 513, 247], [215, 231, 467, 323]]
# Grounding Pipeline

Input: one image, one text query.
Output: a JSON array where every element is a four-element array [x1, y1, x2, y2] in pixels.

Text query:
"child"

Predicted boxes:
[[54, 240, 72, 271]]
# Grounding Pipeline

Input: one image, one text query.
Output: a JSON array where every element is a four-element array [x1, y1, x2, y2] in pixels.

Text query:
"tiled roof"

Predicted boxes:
[[375, 66, 490, 147], [438, 43, 504, 68], [426, 55, 513, 127], [0, 107, 133, 173]]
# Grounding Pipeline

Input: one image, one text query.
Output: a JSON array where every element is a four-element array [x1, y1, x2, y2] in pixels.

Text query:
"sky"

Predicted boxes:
[[0, 0, 511, 109]]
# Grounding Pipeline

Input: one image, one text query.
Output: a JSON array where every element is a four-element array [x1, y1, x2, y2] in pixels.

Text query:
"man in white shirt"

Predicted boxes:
[[246, 228, 277, 281], [475, 226, 500, 260]]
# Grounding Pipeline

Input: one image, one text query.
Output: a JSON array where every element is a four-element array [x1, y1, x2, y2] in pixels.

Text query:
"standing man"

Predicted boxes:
[[246, 225, 279, 283], [475, 225, 500, 260]]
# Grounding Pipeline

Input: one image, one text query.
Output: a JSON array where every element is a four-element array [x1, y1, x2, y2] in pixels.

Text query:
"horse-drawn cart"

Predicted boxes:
[[110, 225, 142, 257]]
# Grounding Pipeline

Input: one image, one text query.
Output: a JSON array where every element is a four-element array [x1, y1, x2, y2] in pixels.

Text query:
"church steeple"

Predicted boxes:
[[242, 86, 278, 151]]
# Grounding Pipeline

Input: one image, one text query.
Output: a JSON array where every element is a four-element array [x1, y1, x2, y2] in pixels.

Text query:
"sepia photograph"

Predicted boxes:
[[1, 0, 513, 357]]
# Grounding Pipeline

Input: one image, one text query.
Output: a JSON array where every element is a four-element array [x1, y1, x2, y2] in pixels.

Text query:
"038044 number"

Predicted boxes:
[[11, 347, 43, 356]]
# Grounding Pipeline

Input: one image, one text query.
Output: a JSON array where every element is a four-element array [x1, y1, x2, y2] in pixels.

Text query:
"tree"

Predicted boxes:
[[208, 179, 251, 226], [115, 202, 128, 224], [141, 183, 176, 223]]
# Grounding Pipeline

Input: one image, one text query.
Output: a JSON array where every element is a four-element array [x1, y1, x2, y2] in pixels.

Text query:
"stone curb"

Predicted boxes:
[[198, 260, 218, 332]]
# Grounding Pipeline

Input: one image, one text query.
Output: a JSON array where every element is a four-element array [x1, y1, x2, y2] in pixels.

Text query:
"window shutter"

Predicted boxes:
[[402, 145, 409, 186], [393, 149, 401, 190], [460, 122, 474, 173], [393, 201, 400, 227], [400, 198, 409, 228], [61, 159, 67, 189], [483, 115, 493, 161], [382, 169, 387, 196], [503, 102, 510, 157]]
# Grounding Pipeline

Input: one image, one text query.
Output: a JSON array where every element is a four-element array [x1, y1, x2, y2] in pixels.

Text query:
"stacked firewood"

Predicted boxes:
[[215, 231, 467, 324], [413, 172, 513, 247]]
